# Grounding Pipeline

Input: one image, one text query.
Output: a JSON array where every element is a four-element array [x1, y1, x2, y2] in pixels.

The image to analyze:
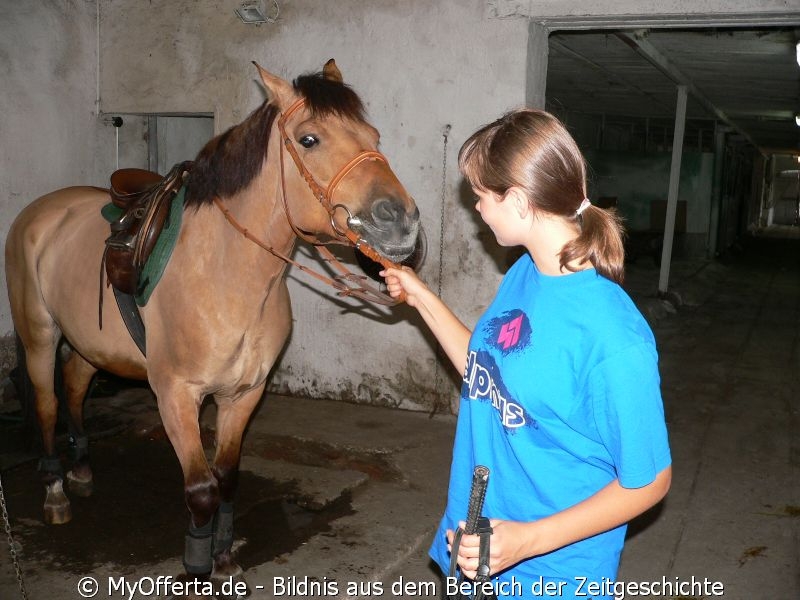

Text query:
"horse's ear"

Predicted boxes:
[[322, 59, 343, 83], [252, 61, 294, 110]]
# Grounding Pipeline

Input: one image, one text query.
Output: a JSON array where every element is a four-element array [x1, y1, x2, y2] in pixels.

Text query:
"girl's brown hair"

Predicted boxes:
[[458, 108, 626, 284]]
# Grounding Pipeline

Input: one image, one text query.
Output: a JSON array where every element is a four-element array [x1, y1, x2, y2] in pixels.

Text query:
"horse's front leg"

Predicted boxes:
[[155, 385, 220, 580], [209, 385, 266, 595]]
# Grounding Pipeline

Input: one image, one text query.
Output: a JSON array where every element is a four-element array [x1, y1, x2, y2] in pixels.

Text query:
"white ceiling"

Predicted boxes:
[[546, 27, 800, 155]]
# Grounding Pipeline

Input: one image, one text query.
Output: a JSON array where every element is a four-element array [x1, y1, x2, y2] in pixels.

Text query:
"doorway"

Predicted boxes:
[[110, 114, 214, 174]]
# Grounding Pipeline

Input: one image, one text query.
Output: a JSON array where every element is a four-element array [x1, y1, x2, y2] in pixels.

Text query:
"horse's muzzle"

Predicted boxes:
[[357, 199, 421, 264], [354, 221, 426, 283]]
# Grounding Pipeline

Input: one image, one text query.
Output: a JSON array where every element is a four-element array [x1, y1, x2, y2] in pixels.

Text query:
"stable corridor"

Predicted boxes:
[[617, 235, 800, 598]]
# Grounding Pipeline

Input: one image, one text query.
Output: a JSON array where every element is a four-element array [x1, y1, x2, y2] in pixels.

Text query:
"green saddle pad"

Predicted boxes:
[[101, 185, 185, 306]]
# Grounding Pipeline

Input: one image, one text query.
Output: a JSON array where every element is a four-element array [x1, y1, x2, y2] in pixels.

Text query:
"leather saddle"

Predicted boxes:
[[104, 161, 192, 295]]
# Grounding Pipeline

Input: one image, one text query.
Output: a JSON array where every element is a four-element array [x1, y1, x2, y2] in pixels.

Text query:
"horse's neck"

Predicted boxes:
[[233, 165, 295, 256], [184, 165, 296, 288]]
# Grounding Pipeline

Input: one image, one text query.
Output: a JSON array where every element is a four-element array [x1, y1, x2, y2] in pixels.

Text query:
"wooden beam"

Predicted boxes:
[[614, 30, 763, 153], [549, 38, 674, 114]]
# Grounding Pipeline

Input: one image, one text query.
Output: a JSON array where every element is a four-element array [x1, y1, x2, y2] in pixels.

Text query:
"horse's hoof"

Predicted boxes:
[[43, 480, 72, 525], [212, 563, 248, 599], [66, 469, 94, 497]]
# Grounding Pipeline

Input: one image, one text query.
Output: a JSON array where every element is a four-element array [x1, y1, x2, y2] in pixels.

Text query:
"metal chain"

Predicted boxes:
[[0, 470, 29, 600], [436, 125, 450, 297], [431, 124, 451, 416]]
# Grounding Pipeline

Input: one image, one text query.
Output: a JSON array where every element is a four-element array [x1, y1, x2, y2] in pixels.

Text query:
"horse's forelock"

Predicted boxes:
[[293, 73, 365, 122]]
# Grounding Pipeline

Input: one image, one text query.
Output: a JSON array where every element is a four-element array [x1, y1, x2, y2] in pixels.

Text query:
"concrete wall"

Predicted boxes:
[[17, 0, 529, 412], [0, 0, 117, 377], [2, 0, 793, 410], [585, 151, 714, 231]]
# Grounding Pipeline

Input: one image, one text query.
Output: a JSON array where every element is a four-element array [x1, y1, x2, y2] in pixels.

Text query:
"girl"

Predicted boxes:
[[382, 109, 671, 598]]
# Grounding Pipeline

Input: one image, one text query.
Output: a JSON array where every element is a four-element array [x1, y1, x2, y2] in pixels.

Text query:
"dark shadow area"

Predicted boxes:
[[457, 178, 521, 276], [624, 500, 666, 542], [0, 426, 351, 573]]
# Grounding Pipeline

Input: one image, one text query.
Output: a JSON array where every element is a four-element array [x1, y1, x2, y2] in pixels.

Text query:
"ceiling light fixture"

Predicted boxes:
[[796, 114, 800, 127], [235, 0, 279, 25], [797, 41, 800, 67]]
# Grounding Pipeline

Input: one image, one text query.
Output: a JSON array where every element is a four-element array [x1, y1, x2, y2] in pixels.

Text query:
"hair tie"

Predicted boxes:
[[575, 198, 591, 216]]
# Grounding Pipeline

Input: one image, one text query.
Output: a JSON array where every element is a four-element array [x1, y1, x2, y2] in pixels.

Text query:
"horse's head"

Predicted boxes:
[[255, 60, 421, 266]]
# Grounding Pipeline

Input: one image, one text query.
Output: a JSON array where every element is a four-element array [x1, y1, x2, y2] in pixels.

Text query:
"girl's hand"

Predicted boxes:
[[380, 266, 430, 308], [446, 520, 534, 580]]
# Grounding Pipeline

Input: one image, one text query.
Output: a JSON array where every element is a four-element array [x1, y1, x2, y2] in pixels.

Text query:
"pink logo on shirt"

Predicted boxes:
[[497, 314, 523, 350]]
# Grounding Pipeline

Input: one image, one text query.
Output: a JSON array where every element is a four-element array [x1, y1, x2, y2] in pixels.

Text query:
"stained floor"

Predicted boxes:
[[0, 232, 798, 599]]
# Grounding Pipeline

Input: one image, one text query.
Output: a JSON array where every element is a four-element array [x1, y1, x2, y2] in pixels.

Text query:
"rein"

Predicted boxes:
[[214, 199, 400, 306], [214, 98, 406, 306]]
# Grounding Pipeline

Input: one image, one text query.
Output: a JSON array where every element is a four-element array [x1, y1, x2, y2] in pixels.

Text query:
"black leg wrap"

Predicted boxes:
[[183, 519, 214, 575], [69, 434, 90, 462], [38, 455, 63, 478], [213, 501, 234, 557]]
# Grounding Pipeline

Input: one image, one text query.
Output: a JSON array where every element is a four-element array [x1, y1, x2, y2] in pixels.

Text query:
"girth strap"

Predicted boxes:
[[113, 287, 146, 356]]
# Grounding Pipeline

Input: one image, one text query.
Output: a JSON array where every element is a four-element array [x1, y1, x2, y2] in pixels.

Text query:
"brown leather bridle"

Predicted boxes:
[[214, 98, 408, 305]]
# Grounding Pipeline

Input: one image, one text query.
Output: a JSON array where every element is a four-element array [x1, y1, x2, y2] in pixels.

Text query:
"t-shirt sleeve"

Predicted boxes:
[[589, 342, 672, 488]]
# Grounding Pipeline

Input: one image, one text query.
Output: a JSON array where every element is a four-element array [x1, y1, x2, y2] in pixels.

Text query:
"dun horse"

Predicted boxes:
[[4, 60, 420, 589]]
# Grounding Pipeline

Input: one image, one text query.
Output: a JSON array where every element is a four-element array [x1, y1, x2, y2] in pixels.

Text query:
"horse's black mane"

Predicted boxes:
[[183, 102, 277, 208], [184, 70, 365, 207]]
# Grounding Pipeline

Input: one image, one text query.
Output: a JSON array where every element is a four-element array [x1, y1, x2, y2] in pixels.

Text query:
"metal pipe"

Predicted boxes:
[[658, 85, 688, 295]]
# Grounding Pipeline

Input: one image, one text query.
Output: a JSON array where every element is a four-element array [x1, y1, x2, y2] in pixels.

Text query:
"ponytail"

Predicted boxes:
[[560, 204, 626, 285]]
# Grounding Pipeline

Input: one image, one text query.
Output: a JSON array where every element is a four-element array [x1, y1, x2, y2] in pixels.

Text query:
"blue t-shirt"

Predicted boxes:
[[430, 254, 671, 598]]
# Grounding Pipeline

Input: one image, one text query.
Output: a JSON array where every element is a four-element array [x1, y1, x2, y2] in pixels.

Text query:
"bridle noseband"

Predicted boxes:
[[214, 98, 408, 305]]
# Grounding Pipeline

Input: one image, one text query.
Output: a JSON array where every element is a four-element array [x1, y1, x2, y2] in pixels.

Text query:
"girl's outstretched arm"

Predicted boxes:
[[382, 266, 472, 374]]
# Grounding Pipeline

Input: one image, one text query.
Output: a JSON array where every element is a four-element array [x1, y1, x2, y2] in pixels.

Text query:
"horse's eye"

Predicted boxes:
[[298, 135, 319, 149]]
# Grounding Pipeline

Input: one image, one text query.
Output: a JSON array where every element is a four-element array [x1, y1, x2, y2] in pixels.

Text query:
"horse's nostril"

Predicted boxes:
[[372, 198, 403, 225]]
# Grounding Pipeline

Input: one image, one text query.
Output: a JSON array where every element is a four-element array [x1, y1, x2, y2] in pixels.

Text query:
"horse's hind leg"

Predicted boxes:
[[61, 347, 98, 497], [18, 332, 72, 524]]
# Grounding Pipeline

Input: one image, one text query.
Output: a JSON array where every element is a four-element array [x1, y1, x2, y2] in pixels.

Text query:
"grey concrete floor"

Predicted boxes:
[[0, 233, 798, 599]]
